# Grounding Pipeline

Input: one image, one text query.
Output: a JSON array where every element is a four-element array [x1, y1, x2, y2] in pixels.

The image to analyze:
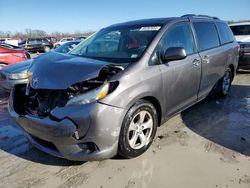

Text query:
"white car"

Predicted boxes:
[[230, 22, 250, 69], [0, 38, 19, 46], [230, 22, 250, 42], [53, 37, 74, 48]]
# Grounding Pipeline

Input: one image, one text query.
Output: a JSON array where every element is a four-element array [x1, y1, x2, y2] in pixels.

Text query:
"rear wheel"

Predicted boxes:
[[118, 100, 158, 158], [212, 68, 232, 98]]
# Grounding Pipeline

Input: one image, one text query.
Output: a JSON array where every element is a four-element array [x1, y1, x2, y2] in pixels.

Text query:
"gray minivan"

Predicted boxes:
[[9, 15, 239, 161]]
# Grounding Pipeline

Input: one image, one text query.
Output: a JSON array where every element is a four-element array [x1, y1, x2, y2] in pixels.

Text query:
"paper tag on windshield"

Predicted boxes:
[[139, 26, 161, 31]]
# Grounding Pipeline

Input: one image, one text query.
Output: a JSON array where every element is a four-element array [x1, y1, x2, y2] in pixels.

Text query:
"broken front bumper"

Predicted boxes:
[[9, 89, 126, 161]]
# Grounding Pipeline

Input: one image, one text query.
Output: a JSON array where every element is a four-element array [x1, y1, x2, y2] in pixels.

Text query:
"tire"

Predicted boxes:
[[118, 99, 158, 158], [43, 46, 51, 52], [212, 68, 232, 98]]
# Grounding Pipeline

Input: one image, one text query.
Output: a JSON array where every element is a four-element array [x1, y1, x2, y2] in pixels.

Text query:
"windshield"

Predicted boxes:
[[230, 25, 250, 35], [69, 25, 162, 63]]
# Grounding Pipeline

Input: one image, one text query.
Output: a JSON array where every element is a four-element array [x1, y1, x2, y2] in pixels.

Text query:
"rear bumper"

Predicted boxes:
[[9, 89, 126, 161]]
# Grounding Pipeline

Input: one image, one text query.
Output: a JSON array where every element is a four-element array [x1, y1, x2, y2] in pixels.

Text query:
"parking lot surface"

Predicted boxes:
[[0, 73, 249, 188]]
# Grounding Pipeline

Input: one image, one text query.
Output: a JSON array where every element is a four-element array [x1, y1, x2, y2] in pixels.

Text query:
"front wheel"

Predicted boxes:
[[118, 99, 158, 158]]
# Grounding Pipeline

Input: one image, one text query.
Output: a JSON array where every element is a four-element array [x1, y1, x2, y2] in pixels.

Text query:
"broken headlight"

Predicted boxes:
[[66, 83, 110, 106]]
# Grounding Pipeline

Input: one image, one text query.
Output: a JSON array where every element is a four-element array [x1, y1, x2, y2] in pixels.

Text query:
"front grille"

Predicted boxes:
[[0, 72, 6, 81]]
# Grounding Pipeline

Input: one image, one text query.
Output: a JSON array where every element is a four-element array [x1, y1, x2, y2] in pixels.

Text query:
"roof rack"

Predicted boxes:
[[181, 14, 219, 20]]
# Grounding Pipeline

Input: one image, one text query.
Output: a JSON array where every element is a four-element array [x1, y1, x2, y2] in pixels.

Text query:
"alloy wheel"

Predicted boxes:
[[222, 71, 231, 95], [127, 110, 153, 150]]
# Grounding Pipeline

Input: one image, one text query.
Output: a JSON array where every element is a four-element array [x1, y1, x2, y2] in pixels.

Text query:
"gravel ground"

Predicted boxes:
[[0, 72, 249, 188]]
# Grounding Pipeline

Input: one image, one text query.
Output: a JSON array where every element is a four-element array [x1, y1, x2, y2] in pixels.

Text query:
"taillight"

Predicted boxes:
[[237, 43, 240, 53]]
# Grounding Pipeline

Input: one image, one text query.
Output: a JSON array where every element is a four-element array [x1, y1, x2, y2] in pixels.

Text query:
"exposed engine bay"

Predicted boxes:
[[14, 64, 124, 118]]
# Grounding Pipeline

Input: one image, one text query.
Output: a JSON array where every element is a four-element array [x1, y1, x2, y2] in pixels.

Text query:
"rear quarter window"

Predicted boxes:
[[193, 22, 220, 51], [216, 22, 235, 44]]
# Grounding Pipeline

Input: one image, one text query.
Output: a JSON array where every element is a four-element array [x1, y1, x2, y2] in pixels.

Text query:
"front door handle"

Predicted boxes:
[[193, 59, 200, 67]]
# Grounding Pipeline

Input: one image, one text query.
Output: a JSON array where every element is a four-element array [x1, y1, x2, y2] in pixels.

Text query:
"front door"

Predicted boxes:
[[158, 22, 202, 117]]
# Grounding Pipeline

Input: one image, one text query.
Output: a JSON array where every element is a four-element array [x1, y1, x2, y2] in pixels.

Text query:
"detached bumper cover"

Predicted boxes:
[[9, 91, 126, 161]]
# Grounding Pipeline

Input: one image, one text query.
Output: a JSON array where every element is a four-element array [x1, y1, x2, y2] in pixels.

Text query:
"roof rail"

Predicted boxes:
[[181, 14, 219, 20]]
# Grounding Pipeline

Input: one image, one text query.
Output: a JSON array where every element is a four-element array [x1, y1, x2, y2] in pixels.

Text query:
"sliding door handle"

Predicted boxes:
[[193, 59, 200, 67], [202, 55, 210, 64]]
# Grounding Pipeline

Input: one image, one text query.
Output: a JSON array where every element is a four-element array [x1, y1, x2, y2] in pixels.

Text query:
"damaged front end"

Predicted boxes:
[[9, 53, 127, 160], [13, 64, 123, 118]]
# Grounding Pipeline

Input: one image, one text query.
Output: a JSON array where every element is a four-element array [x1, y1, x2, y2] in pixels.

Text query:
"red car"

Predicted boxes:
[[0, 43, 30, 69]]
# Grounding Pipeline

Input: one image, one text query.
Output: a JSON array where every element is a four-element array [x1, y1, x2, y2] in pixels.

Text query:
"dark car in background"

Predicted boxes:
[[0, 43, 30, 70], [0, 40, 81, 91], [19, 38, 53, 53], [0, 60, 32, 90]]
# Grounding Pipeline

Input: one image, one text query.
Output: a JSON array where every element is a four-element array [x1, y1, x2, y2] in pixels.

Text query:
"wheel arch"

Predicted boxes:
[[141, 96, 162, 127]]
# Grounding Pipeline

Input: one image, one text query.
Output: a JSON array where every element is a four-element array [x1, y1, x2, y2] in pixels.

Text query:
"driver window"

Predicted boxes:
[[162, 23, 195, 55]]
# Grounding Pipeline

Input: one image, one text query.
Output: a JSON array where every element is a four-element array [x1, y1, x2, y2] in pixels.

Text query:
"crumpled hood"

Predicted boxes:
[[29, 52, 110, 89]]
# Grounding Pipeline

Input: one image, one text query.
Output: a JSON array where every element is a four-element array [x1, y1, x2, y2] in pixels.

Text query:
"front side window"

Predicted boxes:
[[193, 22, 220, 51], [230, 25, 250, 35], [70, 25, 162, 63], [216, 23, 235, 44], [161, 23, 195, 55]]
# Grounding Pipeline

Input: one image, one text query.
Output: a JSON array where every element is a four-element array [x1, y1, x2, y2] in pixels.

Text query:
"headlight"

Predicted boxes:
[[8, 72, 29, 80], [66, 83, 110, 106]]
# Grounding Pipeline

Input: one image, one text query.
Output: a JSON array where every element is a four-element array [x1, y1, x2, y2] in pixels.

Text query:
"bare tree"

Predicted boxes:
[[0, 29, 94, 39]]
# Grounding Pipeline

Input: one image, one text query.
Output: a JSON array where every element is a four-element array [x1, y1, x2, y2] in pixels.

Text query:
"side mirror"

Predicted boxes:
[[163, 47, 187, 62]]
